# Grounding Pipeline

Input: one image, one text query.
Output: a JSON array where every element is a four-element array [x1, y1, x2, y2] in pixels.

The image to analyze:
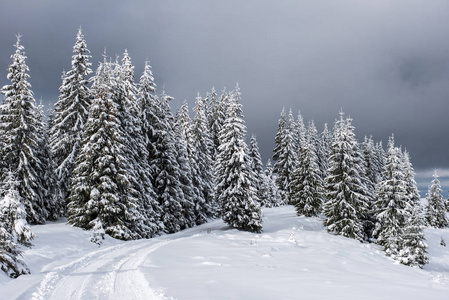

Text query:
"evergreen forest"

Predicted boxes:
[[1, 30, 448, 278]]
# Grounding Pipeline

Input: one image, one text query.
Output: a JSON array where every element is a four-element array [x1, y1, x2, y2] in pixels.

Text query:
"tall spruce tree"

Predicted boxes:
[[397, 150, 428, 267], [173, 104, 197, 229], [138, 60, 159, 182], [294, 110, 306, 151], [0, 35, 46, 224], [362, 136, 379, 194], [249, 135, 265, 205], [260, 160, 283, 207], [177, 102, 205, 225], [291, 129, 323, 217], [0, 171, 35, 278], [37, 101, 59, 220], [373, 136, 409, 258], [206, 88, 227, 159], [191, 95, 216, 219], [49, 28, 92, 215], [273, 109, 298, 204], [116, 51, 161, 238], [216, 86, 262, 233], [317, 123, 331, 180], [136, 60, 163, 237], [323, 112, 370, 241], [374, 141, 386, 180], [425, 171, 448, 228], [67, 60, 142, 241], [152, 91, 188, 233]]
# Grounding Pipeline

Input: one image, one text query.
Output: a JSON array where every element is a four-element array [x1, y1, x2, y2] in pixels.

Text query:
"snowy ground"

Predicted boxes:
[[1, 206, 449, 300]]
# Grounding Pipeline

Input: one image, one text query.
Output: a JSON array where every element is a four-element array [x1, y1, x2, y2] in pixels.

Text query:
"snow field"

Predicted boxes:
[[2, 206, 449, 299]]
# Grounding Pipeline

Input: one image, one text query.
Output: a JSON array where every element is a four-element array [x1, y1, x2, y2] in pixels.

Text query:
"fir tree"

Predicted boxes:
[[425, 171, 448, 228], [37, 101, 60, 220], [398, 214, 429, 268], [323, 112, 370, 241], [138, 60, 160, 183], [49, 28, 92, 214], [206, 88, 227, 159], [317, 123, 331, 180], [374, 141, 386, 181], [398, 150, 428, 267], [136, 60, 163, 237], [191, 95, 216, 219], [172, 104, 197, 229], [0, 171, 34, 278], [273, 109, 298, 204], [152, 91, 188, 233], [249, 135, 265, 205], [291, 132, 323, 217], [260, 160, 283, 207], [294, 110, 306, 151], [373, 136, 409, 258], [177, 102, 205, 225], [216, 86, 262, 233], [116, 50, 161, 238], [67, 60, 142, 241], [402, 150, 422, 221], [0, 35, 46, 224], [362, 136, 380, 193], [361, 136, 379, 239]]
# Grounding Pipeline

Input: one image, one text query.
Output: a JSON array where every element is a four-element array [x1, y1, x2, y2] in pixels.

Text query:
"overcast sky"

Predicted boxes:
[[1, 0, 449, 191]]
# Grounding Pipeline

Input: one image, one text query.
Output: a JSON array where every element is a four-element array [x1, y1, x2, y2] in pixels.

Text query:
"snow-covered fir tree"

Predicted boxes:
[[49, 28, 92, 215], [136, 60, 163, 237], [138, 60, 159, 181], [139, 62, 189, 234], [273, 109, 298, 204], [360, 136, 379, 239], [373, 136, 409, 258], [36, 101, 60, 220], [374, 141, 386, 181], [317, 123, 331, 180], [362, 136, 380, 193], [398, 212, 429, 268], [67, 59, 144, 241], [0, 171, 34, 278], [172, 104, 197, 229], [294, 110, 306, 151], [397, 150, 428, 267], [401, 150, 422, 221], [205, 88, 227, 159], [425, 170, 448, 228], [248, 135, 265, 205], [191, 94, 216, 219], [290, 128, 323, 217], [373, 139, 428, 267], [323, 112, 370, 241], [260, 160, 283, 207], [216, 86, 262, 233], [152, 91, 189, 233], [115, 50, 161, 238], [0, 35, 47, 224], [176, 102, 205, 225]]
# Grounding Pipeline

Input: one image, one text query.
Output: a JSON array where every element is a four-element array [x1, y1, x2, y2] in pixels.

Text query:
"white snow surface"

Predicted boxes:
[[2, 206, 449, 299]]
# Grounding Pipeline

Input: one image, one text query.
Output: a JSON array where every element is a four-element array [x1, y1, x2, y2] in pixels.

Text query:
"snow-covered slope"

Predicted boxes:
[[1, 206, 449, 300]]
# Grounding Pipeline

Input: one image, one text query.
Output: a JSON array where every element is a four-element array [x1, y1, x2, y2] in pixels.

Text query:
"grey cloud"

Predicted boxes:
[[1, 0, 449, 176]]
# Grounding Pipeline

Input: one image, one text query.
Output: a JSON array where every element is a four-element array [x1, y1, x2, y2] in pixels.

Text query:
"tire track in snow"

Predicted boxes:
[[106, 239, 175, 300], [31, 242, 130, 300], [31, 234, 200, 300]]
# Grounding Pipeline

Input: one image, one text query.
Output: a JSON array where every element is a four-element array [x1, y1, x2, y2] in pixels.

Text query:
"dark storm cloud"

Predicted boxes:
[[1, 0, 449, 178]]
